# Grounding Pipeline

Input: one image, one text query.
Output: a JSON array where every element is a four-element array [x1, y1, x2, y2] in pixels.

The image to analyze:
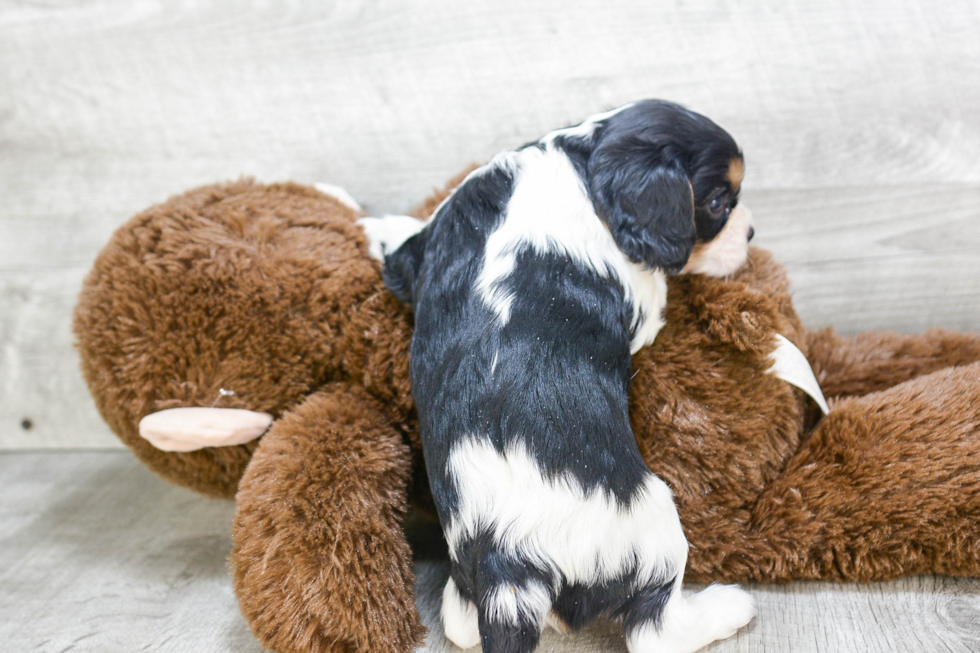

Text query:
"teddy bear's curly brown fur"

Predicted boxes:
[[74, 177, 980, 653]]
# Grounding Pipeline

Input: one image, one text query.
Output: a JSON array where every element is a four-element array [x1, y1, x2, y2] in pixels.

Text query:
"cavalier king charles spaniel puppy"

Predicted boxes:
[[360, 100, 756, 653]]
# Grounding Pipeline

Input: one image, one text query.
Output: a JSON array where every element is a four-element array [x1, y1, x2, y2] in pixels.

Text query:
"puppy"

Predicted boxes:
[[361, 100, 756, 653]]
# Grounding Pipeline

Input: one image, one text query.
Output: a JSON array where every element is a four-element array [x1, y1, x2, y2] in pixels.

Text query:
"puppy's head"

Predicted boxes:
[[587, 100, 752, 277]]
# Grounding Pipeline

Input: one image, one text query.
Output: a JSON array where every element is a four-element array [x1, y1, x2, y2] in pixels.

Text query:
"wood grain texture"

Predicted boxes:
[[749, 185, 980, 333], [1, 452, 978, 653], [1, 0, 979, 450], [0, 451, 262, 652]]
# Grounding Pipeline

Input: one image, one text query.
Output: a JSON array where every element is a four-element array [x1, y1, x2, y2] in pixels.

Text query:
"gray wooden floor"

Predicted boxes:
[[2, 452, 978, 653]]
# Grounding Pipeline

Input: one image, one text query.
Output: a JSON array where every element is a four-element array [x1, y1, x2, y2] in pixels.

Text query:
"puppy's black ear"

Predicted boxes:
[[382, 230, 427, 307], [588, 140, 695, 274]]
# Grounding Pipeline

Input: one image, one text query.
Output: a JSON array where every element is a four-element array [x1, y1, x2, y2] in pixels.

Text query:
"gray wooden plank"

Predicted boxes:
[[0, 269, 112, 449], [748, 185, 980, 333], [1, 452, 978, 652], [0, 451, 262, 652], [1, 0, 978, 218]]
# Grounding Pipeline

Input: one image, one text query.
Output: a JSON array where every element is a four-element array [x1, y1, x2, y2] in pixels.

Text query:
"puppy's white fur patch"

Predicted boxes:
[[474, 145, 667, 351], [682, 204, 753, 277], [313, 182, 362, 211], [356, 214, 425, 262], [445, 437, 688, 588], [627, 261, 668, 353]]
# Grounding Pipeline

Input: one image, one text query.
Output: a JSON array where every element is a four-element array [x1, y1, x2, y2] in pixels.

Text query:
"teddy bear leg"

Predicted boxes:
[[749, 362, 980, 581], [806, 327, 980, 398], [231, 383, 426, 653]]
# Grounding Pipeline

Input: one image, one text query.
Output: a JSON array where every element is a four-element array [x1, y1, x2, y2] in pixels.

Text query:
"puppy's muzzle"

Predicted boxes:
[[682, 204, 754, 277]]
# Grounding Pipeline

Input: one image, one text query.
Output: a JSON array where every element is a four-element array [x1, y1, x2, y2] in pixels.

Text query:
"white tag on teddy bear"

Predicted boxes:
[[768, 334, 830, 415]]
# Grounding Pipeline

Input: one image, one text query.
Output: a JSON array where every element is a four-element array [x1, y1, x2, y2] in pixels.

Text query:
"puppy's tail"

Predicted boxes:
[[473, 551, 553, 653], [477, 607, 542, 653]]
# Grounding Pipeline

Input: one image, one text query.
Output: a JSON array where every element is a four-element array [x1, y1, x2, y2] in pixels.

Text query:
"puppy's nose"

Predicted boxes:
[[747, 226, 755, 242]]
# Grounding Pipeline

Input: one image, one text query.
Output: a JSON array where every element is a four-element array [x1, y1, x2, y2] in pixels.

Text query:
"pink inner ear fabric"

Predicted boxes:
[[139, 407, 273, 451]]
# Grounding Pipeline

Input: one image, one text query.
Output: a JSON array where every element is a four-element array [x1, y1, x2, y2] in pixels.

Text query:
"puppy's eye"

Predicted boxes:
[[707, 195, 728, 219]]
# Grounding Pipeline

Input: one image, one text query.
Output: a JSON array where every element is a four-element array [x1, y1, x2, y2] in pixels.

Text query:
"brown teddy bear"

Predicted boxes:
[[73, 176, 980, 653]]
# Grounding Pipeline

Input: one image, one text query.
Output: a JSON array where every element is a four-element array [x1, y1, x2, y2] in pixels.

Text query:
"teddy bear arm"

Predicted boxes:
[[231, 383, 425, 653], [805, 327, 980, 398]]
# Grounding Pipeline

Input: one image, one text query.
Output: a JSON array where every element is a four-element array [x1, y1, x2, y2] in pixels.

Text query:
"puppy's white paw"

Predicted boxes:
[[441, 577, 481, 649], [690, 583, 756, 640], [356, 215, 426, 261]]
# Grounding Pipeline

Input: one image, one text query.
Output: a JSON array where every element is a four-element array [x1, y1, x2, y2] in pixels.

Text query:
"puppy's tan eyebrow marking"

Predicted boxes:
[[727, 158, 744, 192]]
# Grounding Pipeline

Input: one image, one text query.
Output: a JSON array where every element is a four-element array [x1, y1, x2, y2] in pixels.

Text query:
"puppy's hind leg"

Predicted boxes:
[[624, 580, 755, 653]]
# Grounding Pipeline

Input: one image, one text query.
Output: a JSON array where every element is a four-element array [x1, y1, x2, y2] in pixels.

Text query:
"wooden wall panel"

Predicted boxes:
[[2, 0, 978, 447]]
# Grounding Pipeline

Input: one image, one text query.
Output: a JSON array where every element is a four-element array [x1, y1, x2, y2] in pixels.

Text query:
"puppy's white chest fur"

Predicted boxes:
[[475, 147, 668, 353]]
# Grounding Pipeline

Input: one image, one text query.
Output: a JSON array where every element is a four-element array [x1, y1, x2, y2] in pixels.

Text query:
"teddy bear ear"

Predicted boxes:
[[138, 407, 273, 451], [382, 229, 428, 307]]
